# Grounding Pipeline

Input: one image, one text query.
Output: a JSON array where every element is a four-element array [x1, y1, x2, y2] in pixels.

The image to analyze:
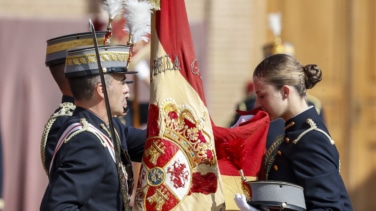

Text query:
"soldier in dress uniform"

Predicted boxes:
[[249, 54, 352, 210], [40, 44, 144, 210], [41, 31, 105, 174], [41, 32, 146, 175]]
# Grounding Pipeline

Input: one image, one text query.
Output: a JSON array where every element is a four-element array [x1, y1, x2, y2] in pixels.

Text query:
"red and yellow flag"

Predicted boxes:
[[213, 109, 269, 210], [133, 0, 225, 210]]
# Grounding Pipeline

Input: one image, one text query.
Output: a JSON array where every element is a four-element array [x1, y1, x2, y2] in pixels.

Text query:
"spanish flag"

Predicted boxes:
[[133, 0, 225, 210], [213, 109, 269, 210]]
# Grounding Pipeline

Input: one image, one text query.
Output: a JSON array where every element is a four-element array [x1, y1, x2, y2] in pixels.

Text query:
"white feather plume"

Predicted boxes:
[[124, 0, 153, 44], [103, 0, 125, 20], [268, 12, 282, 37]]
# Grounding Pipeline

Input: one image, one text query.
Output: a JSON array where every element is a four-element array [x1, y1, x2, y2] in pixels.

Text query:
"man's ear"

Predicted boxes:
[[96, 82, 105, 98]]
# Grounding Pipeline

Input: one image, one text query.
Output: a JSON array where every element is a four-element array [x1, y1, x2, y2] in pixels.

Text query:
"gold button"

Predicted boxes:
[[277, 150, 282, 156], [285, 137, 290, 143], [273, 165, 279, 171]]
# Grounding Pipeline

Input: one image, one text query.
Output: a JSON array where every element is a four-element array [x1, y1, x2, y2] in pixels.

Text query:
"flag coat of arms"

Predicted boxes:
[[133, 0, 225, 210]]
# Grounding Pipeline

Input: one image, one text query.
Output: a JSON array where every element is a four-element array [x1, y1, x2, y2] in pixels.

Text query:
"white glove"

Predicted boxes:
[[234, 193, 259, 211]]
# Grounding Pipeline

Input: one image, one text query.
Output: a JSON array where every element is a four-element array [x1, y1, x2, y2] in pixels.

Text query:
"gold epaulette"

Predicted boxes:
[[40, 102, 75, 175]]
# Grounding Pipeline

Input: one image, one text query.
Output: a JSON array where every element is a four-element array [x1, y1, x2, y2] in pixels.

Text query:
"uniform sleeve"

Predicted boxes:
[[291, 131, 344, 210], [41, 132, 107, 210], [125, 126, 146, 162]]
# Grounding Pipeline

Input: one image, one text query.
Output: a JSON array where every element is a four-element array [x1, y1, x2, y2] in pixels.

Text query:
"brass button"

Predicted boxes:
[[285, 137, 290, 143], [277, 150, 282, 156], [273, 165, 279, 171]]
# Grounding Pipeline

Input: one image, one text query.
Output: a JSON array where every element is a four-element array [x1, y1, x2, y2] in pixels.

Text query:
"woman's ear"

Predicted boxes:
[[282, 85, 290, 99]]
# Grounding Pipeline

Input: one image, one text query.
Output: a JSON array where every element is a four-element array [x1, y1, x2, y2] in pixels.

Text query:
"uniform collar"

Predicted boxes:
[[73, 107, 108, 130], [284, 106, 318, 131], [61, 95, 75, 104]]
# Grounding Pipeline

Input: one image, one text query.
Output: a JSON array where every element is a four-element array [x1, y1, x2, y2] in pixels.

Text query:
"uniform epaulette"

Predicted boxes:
[[40, 102, 76, 174], [292, 118, 334, 145]]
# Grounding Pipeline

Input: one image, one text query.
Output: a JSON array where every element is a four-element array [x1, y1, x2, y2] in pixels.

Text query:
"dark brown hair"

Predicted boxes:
[[68, 74, 113, 101]]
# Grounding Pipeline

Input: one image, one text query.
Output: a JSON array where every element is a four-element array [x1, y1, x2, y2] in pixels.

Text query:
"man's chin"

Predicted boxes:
[[111, 108, 128, 118], [123, 107, 129, 113]]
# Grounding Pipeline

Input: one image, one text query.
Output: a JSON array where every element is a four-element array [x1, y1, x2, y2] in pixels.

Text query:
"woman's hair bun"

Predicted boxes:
[[303, 64, 322, 89]]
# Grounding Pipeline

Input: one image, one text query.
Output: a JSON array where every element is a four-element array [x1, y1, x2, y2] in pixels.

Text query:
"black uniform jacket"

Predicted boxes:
[[40, 107, 145, 211], [267, 107, 353, 211], [43, 96, 146, 171]]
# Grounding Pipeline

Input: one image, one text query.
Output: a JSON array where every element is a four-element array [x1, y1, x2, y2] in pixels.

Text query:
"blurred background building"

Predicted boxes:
[[0, 0, 375, 210]]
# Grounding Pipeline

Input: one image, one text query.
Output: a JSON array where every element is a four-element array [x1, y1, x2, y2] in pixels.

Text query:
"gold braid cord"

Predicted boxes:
[[40, 102, 75, 175], [264, 135, 285, 180]]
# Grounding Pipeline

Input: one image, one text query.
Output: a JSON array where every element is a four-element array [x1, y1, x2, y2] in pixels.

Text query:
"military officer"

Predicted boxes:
[[41, 32, 146, 175], [41, 31, 104, 174], [40, 44, 143, 210]]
